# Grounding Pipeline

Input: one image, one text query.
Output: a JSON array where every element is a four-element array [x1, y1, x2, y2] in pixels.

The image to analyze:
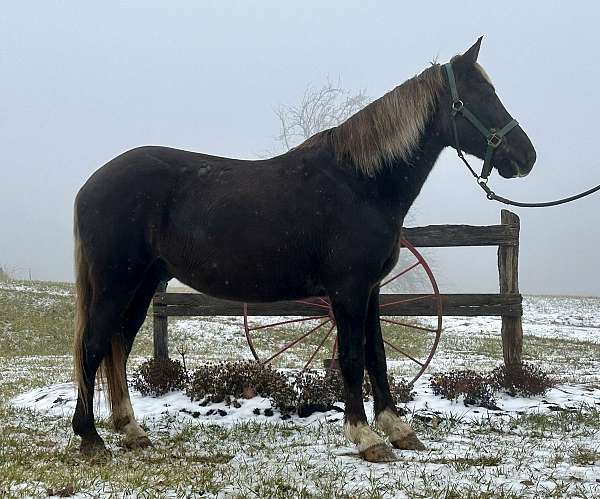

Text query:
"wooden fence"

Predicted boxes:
[[152, 209, 523, 368]]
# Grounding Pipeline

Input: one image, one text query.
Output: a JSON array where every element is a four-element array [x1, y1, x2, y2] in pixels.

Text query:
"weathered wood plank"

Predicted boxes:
[[153, 293, 522, 317], [402, 223, 518, 247], [153, 281, 169, 360], [498, 210, 523, 366]]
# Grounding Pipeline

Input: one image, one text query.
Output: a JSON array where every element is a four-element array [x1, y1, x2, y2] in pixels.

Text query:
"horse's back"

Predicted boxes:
[[74, 144, 400, 302]]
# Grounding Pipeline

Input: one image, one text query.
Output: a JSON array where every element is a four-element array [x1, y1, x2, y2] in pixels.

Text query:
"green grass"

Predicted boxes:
[[0, 281, 74, 357], [0, 280, 155, 360], [424, 454, 502, 469]]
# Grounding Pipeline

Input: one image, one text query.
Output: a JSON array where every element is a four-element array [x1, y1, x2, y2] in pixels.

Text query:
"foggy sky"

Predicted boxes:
[[1, 1, 599, 296]]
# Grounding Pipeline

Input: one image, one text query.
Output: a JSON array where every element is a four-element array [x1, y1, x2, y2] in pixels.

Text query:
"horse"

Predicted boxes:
[[72, 37, 536, 462]]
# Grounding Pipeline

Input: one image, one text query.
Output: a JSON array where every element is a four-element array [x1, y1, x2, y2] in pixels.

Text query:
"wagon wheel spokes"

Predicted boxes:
[[382, 338, 425, 367], [259, 318, 331, 365], [303, 322, 336, 370], [244, 295, 337, 368], [293, 299, 331, 310], [380, 317, 438, 333], [245, 314, 328, 332], [380, 260, 421, 288], [379, 293, 437, 310], [377, 238, 444, 386]]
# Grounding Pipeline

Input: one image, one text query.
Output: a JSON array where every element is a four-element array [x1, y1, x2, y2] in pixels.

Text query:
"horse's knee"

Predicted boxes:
[[338, 351, 363, 380]]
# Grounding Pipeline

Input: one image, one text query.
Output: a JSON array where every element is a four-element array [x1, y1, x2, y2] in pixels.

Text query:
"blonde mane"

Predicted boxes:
[[299, 64, 445, 176]]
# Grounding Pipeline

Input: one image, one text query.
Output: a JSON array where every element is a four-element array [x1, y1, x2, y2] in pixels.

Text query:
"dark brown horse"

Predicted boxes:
[[72, 38, 536, 462]]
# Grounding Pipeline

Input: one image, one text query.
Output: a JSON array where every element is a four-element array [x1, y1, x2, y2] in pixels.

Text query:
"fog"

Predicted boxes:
[[1, 1, 599, 296]]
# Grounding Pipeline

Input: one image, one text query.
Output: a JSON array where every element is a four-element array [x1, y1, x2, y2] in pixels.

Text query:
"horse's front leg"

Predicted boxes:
[[331, 286, 397, 462], [365, 286, 426, 451]]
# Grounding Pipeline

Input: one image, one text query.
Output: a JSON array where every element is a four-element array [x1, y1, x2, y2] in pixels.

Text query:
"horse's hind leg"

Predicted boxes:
[[72, 300, 125, 455], [364, 287, 425, 451], [110, 270, 165, 449]]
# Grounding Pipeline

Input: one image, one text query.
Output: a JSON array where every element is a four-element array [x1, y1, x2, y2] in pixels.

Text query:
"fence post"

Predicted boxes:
[[153, 280, 169, 360], [498, 210, 523, 367]]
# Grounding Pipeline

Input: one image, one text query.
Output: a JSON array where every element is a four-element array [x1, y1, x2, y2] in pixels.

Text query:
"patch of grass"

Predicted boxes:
[[570, 445, 600, 466], [523, 335, 600, 366], [0, 281, 75, 357], [0, 280, 155, 359], [508, 404, 600, 437], [425, 454, 502, 470]]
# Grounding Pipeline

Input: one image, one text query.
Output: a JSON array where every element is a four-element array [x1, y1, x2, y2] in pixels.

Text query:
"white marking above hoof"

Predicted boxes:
[[377, 409, 414, 441]]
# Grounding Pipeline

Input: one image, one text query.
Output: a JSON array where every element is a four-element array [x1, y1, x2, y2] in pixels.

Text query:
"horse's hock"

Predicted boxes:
[[152, 209, 523, 381]]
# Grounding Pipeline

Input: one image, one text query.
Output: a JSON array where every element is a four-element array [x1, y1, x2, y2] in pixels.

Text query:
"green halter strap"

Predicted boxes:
[[444, 62, 519, 181]]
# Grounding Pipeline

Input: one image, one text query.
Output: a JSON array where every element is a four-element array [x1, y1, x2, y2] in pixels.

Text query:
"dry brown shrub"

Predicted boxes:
[[132, 358, 187, 396], [489, 362, 555, 396]]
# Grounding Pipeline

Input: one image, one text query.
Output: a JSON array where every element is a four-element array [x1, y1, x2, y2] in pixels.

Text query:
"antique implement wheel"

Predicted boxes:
[[243, 239, 443, 385]]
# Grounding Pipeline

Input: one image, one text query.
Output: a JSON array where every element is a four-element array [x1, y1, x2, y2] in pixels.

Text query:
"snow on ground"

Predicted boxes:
[[10, 377, 600, 427], [423, 295, 600, 344], [0, 280, 72, 297], [9, 376, 600, 498]]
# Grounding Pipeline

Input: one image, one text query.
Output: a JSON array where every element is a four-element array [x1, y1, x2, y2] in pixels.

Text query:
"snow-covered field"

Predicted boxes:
[[1, 280, 599, 498], [11, 375, 600, 429]]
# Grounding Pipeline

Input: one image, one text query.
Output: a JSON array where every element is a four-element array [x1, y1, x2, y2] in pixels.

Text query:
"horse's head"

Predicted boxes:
[[441, 37, 536, 179]]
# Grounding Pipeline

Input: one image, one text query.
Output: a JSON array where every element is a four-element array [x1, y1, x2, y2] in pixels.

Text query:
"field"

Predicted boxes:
[[1, 280, 599, 498]]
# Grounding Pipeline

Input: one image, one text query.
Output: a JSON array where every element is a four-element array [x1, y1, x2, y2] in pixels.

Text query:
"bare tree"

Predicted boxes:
[[274, 79, 370, 152], [0, 265, 12, 282]]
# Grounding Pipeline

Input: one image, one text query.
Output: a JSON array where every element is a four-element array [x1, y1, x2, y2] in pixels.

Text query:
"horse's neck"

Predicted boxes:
[[374, 118, 445, 215]]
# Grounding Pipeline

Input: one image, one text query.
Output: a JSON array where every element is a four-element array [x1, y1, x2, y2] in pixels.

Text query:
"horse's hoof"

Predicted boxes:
[[360, 443, 398, 463], [125, 435, 153, 450], [80, 437, 110, 458], [391, 432, 426, 451]]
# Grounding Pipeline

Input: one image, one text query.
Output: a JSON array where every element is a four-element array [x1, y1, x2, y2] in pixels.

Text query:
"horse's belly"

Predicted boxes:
[[169, 251, 325, 303]]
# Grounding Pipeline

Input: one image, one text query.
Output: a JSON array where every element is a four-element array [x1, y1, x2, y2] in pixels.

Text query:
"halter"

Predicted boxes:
[[443, 62, 600, 207], [444, 62, 519, 182]]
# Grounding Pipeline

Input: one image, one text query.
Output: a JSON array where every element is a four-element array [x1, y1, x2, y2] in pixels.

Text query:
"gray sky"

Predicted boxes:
[[1, 1, 599, 296]]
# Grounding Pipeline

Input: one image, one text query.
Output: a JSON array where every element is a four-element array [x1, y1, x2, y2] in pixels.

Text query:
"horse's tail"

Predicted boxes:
[[98, 333, 128, 424], [73, 208, 92, 407], [73, 208, 127, 419]]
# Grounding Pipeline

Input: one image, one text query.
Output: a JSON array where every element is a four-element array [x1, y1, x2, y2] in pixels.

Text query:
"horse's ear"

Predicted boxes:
[[461, 36, 483, 63]]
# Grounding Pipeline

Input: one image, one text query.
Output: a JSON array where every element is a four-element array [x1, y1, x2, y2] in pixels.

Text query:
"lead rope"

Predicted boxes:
[[476, 176, 600, 208]]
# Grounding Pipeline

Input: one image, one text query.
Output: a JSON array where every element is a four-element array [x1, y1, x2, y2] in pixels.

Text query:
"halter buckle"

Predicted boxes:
[[487, 133, 502, 148], [452, 100, 464, 112]]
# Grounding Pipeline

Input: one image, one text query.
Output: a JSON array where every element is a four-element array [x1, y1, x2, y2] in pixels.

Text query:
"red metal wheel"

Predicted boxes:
[[243, 239, 443, 385]]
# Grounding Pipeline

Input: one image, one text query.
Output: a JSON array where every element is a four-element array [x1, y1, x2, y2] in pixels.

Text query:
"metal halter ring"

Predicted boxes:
[[452, 100, 464, 112], [487, 133, 503, 148]]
